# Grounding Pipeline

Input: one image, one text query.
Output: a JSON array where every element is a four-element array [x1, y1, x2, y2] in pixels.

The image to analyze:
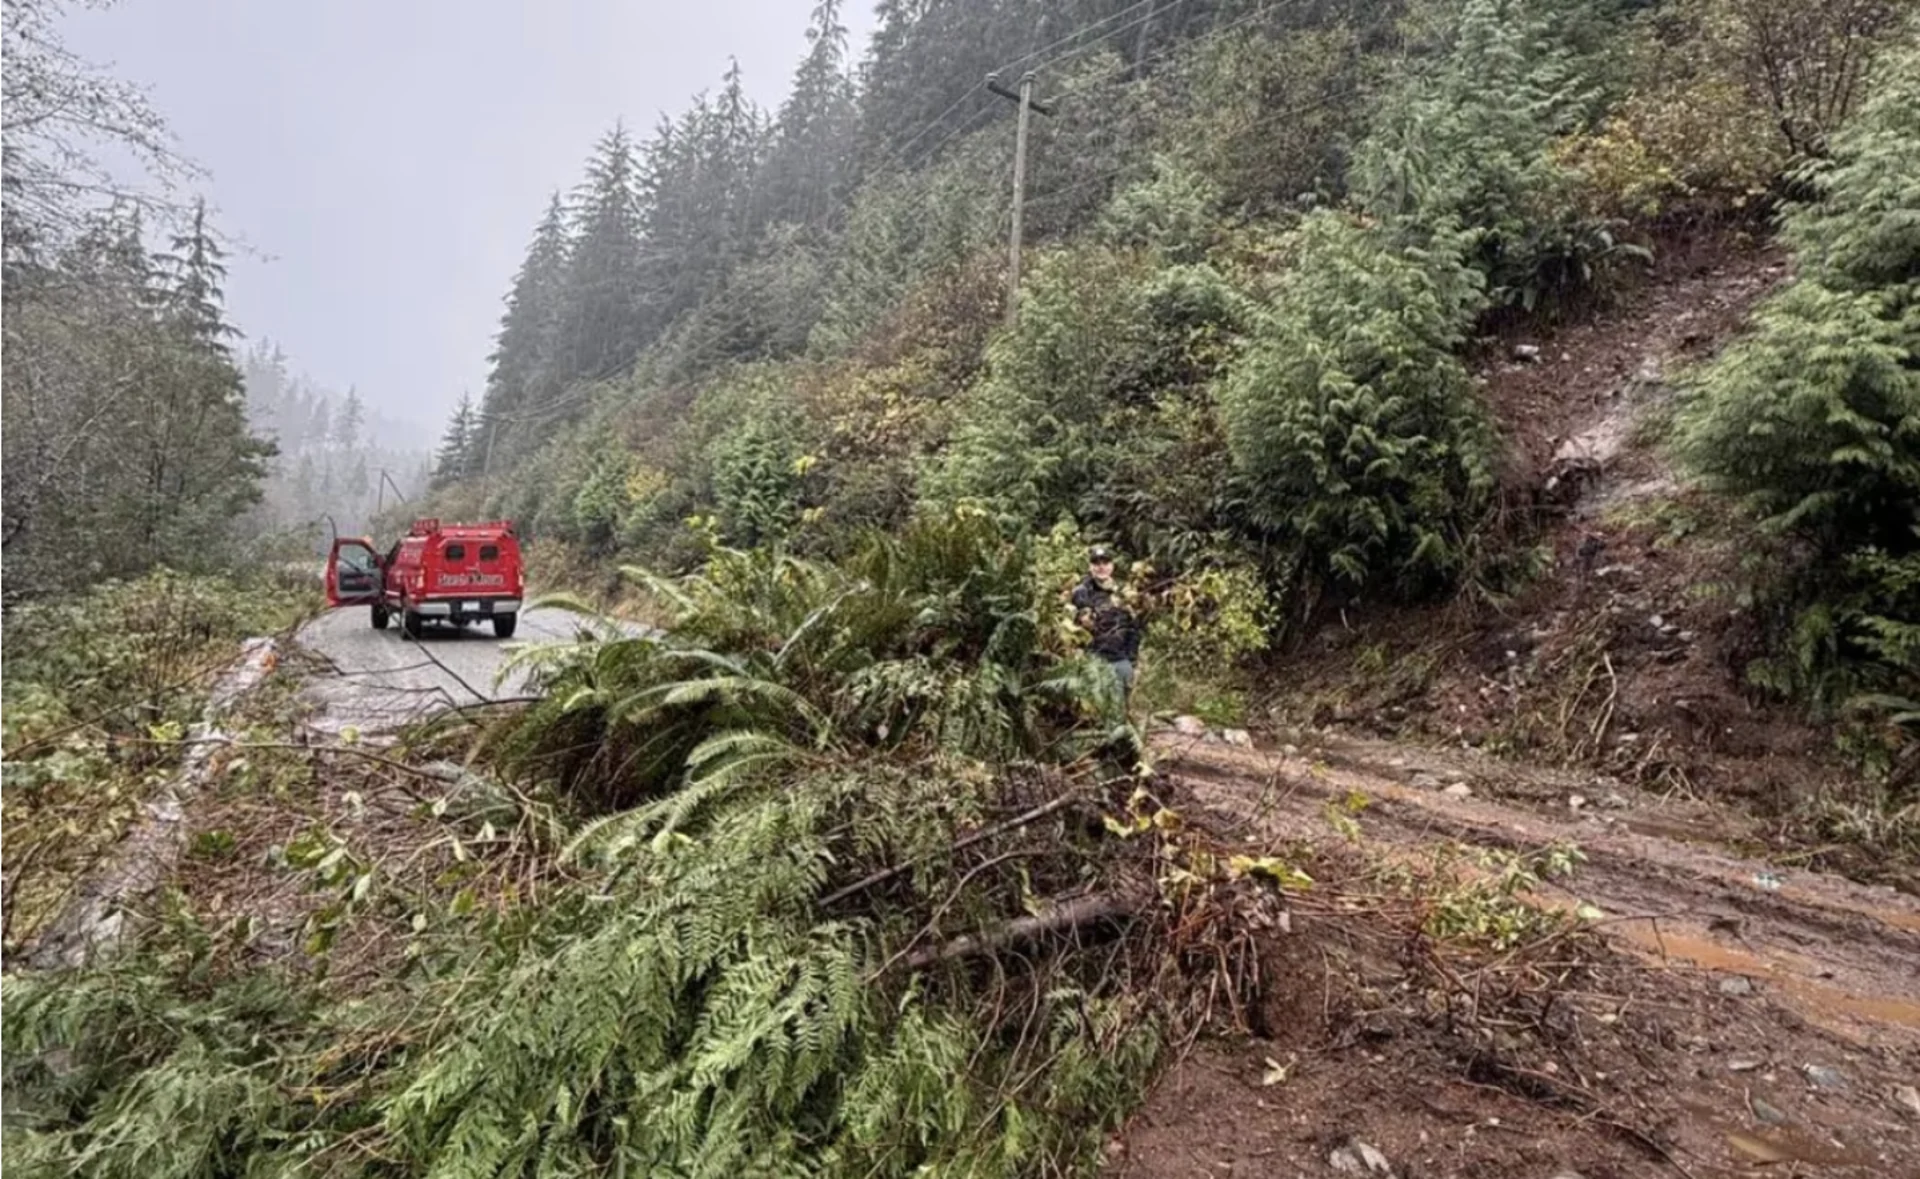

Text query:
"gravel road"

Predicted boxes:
[[295, 602, 627, 734]]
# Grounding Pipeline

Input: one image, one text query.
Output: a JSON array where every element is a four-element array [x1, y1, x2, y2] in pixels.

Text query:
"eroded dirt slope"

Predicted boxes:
[[1266, 238, 1894, 884], [1115, 239, 1920, 1178]]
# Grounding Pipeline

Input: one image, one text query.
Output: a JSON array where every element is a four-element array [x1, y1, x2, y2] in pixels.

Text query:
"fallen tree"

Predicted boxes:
[[0, 512, 1216, 1179]]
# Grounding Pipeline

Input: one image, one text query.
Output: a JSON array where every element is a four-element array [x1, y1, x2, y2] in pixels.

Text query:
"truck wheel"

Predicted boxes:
[[491, 614, 518, 639], [371, 603, 390, 630], [402, 610, 424, 639]]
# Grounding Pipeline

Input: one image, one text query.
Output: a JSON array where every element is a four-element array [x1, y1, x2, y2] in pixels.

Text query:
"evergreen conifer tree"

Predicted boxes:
[[483, 192, 570, 432], [760, 0, 857, 229], [333, 387, 364, 452], [432, 394, 480, 490], [555, 124, 646, 391]]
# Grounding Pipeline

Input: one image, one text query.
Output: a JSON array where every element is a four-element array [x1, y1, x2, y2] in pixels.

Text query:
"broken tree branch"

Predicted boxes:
[[821, 789, 1087, 907], [901, 891, 1141, 971]]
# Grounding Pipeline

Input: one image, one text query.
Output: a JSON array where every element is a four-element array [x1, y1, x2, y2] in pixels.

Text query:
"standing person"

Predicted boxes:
[[1070, 545, 1141, 698]]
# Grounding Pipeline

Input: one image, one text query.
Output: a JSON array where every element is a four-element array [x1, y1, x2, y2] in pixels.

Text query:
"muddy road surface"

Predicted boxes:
[[1121, 730, 1920, 1179], [295, 603, 632, 734], [1160, 734, 1920, 1045]]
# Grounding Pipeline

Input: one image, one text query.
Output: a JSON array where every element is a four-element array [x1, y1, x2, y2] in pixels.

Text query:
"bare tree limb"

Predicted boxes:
[[900, 892, 1142, 971], [821, 789, 1087, 907]]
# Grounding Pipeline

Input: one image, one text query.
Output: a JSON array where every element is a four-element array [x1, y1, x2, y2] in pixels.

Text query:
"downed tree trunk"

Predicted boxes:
[[24, 638, 280, 971], [903, 892, 1142, 972]]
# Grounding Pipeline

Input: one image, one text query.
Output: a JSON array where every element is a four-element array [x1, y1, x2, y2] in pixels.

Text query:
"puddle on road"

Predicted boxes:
[[1676, 1098, 1879, 1169], [1609, 922, 1920, 1034], [1168, 746, 1920, 1038]]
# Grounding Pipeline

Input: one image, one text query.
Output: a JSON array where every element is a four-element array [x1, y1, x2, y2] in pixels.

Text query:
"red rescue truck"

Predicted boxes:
[[325, 518, 524, 639]]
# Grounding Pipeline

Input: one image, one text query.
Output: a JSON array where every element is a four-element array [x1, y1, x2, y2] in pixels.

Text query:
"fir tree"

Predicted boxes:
[[433, 393, 478, 489], [157, 199, 238, 351], [332, 386, 364, 452], [308, 399, 332, 452], [131, 199, 273, 565], [555, 123, 647, 392], [760, 0, 857, 228], [482, 192, 570, 431]]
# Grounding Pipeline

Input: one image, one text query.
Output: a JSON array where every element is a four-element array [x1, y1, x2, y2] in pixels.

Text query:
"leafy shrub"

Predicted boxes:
[[1673, 50, 1920, 556], [1672, 45, 1920, 755], [1551, 18, 1786, 224], [708, 409, 808, 549], [1146, 559, 1274, 675], [925, 244, 1253, 557], [1353, 0, 1639, 312], [924, 248, 1157, 526], [1217, 210, 1496, 600], [3, 569, 310, 738], [1099, 156, 1224, 263], [568, 440, 636, 552]]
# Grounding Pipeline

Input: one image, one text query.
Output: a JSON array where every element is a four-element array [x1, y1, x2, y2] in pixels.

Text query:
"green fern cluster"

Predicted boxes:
[[1673, 40, 1920, 731], [1, 942, 355, 1179], [1218, 210, 1496, 597], [503, 507, 1134, 812], [6, 509, 1159, 1179], [382, 758, 1152, 1179]]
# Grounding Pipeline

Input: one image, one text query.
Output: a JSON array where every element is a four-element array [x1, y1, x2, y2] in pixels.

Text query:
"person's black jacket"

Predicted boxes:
[[1070, 575, 1141, 662]]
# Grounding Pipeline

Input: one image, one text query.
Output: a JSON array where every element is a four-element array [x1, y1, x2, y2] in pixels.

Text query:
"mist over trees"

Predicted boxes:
[[236, 342, 432, 547], [0, 0, 426, 594], [6, 1, 1920, 1176]]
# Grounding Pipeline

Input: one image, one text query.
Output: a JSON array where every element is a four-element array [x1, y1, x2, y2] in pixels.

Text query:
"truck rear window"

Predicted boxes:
[[480, 544, 499, 561], [443, 543, 466, 560]]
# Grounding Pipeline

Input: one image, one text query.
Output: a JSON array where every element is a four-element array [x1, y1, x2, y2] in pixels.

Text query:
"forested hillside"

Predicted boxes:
[[1, 0, 419, 595], [427, 0, 1918, 774], [7, 1, 1920, 1177], [1, 184, 274, 595]]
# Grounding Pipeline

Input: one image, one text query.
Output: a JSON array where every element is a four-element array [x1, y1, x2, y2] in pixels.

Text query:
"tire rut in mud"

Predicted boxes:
[[1158, 739, 1920, 1045]]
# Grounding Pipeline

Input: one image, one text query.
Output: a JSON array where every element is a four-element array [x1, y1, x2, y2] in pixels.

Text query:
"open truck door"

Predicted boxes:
[[325, 538, 383, 608]]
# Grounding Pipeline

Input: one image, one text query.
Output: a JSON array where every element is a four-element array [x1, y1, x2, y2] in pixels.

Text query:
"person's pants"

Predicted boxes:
[[1108, 659, 1134, 695]]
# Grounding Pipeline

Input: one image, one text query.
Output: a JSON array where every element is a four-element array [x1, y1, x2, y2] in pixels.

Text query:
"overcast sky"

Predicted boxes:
[[61, 0, 878, 443]]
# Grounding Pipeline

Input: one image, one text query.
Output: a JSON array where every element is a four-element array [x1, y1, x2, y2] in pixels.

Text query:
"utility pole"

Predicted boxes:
[[377, 469, 407, 514], [986, 71, 1053, 322]]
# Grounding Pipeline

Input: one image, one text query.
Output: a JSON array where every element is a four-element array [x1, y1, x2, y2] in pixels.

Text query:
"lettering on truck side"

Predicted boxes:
[[436, 573, 508, 588]]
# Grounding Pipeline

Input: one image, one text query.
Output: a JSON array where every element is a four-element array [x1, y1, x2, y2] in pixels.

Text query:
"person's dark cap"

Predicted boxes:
[[1088, 546, 1114, 563]]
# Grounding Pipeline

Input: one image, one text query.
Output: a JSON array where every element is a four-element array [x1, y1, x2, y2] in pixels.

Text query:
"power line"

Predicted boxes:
[[873, 0, 1183, 179], [1046, 0, 1299, 107], [1006, 0, 1191, 79], [901, 102, 1001, 173], [877, 81, 989, 172], [1025, 84, 1364, 213], [992, 0, 1159, 75]]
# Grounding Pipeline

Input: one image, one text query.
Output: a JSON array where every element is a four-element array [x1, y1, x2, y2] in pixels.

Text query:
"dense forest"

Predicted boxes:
[[5, 0, 1920, 1176]]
